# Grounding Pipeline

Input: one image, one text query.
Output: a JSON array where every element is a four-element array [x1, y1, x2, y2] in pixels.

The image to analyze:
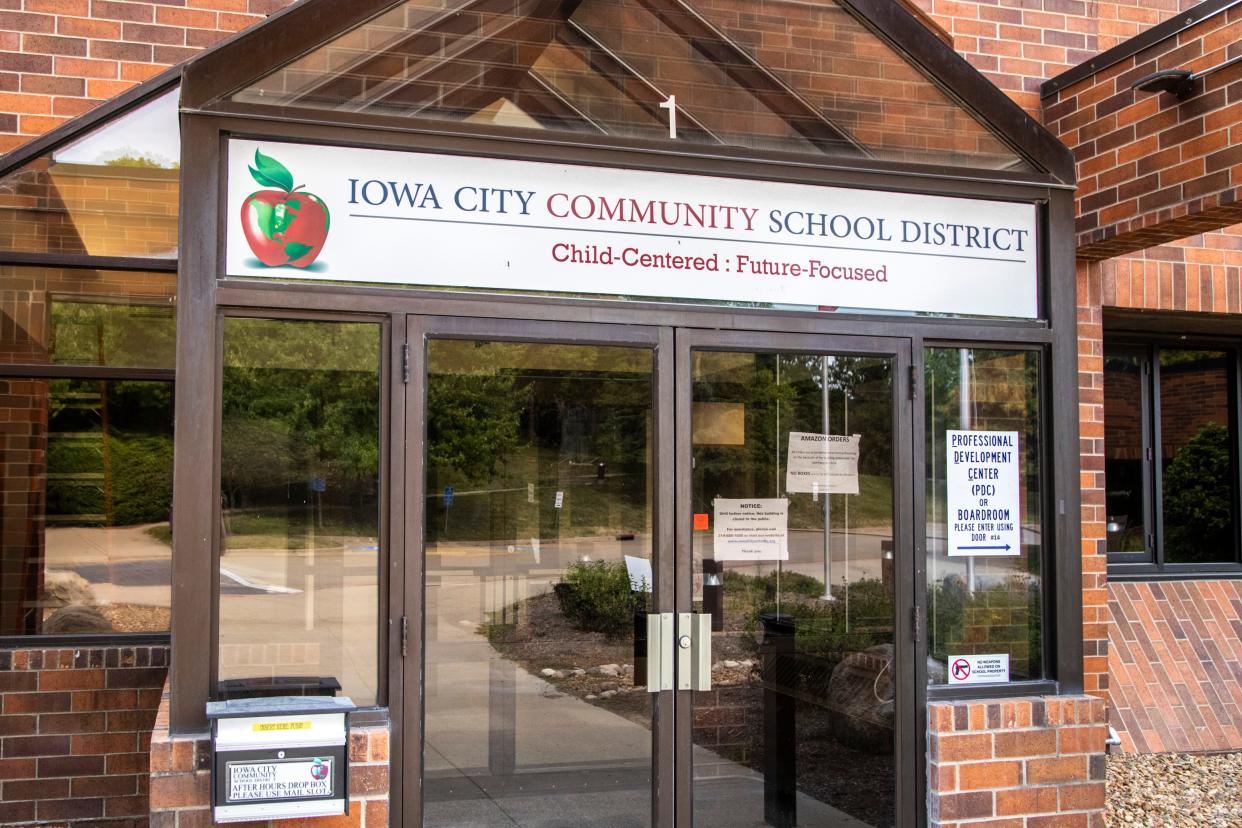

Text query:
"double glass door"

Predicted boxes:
[[409, 318, 913, 828]]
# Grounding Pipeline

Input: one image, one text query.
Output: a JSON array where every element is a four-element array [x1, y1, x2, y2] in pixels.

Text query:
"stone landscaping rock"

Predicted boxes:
[[1108, 752, 1242, 827]]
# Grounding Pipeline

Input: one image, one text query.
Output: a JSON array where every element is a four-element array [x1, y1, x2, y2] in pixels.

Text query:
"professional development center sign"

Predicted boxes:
[[226, 140, 1039, 318], [946, 430, 1021, 557]]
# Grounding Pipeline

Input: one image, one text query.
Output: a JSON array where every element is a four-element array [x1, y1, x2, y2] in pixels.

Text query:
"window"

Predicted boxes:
[[924, 347, 1045, 685], [0, 79, 180, 640], [1104, 342, 1240, 574], [227, 0, 1031, 171], [217, 317, 383, 705], [0, 266, 175, 637], [0, 88, 180, 258]]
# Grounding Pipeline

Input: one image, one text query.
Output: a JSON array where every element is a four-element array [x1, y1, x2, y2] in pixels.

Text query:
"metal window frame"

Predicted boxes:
[[211, 308, 393, 712], [920, 341, 1056, 691], [1106, 334, 1242, 580], [1101, 344, 1155, 566], [0, 254, 179, 647]]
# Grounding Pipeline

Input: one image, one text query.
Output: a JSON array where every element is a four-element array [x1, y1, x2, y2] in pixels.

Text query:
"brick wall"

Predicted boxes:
[[148, 685, 390, 828], [910, 0, 1201, 116], [1042, 5, 1242, 260], [1077, 261, 1110, 701], [1110, 580, 1242, 752], [927, 695, 1108, 827], [1078, 235, 1242, 707], [0, 644, 168, 826], [0, 0, 297, 153]]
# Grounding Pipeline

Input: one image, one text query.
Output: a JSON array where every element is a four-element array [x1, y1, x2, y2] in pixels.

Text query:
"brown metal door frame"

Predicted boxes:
[[672, 327, 918, 828], [402, 314, 677, 828]]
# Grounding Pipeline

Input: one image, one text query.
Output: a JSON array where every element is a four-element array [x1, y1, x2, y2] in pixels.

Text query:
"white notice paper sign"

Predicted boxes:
[[947, 653, 1010, 685], [712, 499, 789, 561], [785, 433, 861, 495], [946, 430, 1020, 557]]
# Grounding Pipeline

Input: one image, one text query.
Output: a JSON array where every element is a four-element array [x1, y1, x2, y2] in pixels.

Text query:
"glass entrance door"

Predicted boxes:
[[676, 330, 912, 828], [408, 319, 911, 827], [410, 318, 675, 828]]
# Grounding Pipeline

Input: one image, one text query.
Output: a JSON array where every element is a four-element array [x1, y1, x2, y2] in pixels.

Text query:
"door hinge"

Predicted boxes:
[[909, 365, 918, 401], [912, 605, 922, 645], [402, 342, 411, 384], [401, 615, 409, 658]]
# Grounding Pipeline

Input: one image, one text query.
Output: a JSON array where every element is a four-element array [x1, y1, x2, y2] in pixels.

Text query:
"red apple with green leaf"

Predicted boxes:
[[240, 149, 330, 268]]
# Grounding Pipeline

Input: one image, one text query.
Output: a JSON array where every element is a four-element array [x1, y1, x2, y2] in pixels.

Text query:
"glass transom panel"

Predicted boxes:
[[229, 0, 1032, 171]]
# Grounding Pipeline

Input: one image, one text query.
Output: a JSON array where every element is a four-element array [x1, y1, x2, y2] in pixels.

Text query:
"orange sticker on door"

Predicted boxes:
[[693, 513, 709, 531]]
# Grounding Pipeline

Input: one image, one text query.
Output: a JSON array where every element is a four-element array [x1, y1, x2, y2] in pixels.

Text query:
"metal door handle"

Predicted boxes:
[[677, 613, 713, 691], [677, 613, 692, 690], [647, 612, 675, 693], [691, 613, 712, 691]]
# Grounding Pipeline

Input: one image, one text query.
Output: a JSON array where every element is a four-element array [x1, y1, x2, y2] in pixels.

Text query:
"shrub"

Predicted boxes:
[[554, 560, 647, 637], [1162, 422, 1232, 563], [723, 568, 825, 600]]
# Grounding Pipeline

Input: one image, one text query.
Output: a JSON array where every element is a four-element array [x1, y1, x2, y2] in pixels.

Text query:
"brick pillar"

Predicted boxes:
[[927, 695, 1108, 827]]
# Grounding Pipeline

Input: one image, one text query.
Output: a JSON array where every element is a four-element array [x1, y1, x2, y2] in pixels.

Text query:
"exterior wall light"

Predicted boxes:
[[1130, 68, 1195, 98], [1131, 55, 1242, 100]]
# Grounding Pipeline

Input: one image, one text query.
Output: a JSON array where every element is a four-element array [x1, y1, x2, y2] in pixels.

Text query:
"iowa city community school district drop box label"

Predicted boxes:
[[946, 430, 1021, 557], [226, 139, 1038, 318], [209, 697, 353, 823]]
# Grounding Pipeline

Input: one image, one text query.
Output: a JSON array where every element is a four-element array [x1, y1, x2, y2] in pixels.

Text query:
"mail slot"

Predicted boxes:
[[207, 695, 356, 823]]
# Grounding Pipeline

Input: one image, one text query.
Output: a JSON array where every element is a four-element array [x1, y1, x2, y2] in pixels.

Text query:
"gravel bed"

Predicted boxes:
[[1108, 752, 1242, 826]]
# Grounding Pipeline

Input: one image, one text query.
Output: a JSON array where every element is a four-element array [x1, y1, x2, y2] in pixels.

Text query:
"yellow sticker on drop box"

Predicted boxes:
[[251, 720, 312, 732]]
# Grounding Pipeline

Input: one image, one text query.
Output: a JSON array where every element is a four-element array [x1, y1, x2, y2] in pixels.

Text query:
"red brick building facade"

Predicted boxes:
[[2, 0, 1241, 826]]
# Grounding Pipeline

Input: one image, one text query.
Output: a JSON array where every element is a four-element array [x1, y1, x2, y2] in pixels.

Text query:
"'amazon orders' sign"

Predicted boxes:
[[226, 139, 1039, 318]]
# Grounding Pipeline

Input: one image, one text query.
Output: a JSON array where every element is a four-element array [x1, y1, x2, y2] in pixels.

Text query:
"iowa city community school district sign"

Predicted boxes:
[[226, 139, 1039, 318]]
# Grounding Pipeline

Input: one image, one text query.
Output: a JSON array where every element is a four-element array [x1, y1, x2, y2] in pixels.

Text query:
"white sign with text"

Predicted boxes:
[[946, 430, 1021, 557], [712, 499, 789, 561], [226, 140, 1038, 318], [947, 653, 1011, 685], [785, 432, 861, 495], [226, 757, 334, 803]]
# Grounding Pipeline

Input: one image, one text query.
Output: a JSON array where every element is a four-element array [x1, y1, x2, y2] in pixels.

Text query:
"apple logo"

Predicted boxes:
[[240, 149, 330, 268]]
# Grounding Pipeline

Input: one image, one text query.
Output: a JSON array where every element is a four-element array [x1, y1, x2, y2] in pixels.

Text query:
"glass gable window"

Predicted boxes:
[[1105, 342, 1240, 572], [227, 0, 1032, 171], [0, 88, 180, 258]]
